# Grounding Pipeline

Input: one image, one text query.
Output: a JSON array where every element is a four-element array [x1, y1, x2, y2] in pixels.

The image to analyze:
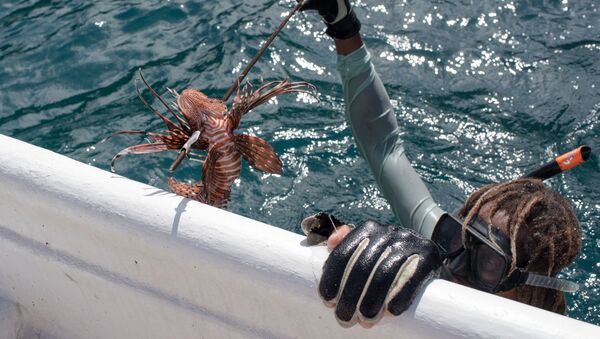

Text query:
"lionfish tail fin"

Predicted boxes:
[[167, 177, 206, 202], [234, 134, 283, 174]]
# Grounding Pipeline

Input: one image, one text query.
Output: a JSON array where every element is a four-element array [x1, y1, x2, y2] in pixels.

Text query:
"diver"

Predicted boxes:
[[298, 0, 587, 328]]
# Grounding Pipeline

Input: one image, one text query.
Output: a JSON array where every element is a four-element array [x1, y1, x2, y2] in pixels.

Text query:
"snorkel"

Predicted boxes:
[[433, 145, 592, 293], [523, 145, 591, 180]]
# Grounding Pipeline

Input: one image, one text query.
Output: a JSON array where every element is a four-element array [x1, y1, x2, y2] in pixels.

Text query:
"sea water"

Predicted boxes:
[[1, 0, 598, 325]]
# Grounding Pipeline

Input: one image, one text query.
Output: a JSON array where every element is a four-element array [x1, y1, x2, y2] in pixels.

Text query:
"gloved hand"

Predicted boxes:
[[319, 220, 442, 327], [299, 0, 361, 40]]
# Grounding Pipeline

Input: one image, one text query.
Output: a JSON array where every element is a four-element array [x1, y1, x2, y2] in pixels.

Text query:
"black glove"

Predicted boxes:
[[299, 0, 361, 40], [319, 220, 442, 327]]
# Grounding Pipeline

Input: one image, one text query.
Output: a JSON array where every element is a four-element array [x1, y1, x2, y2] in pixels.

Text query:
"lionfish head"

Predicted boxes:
[[177, 89, 227, 128]]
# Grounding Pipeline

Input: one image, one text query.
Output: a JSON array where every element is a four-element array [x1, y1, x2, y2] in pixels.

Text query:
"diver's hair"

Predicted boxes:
[[457, 178, 581, 314]]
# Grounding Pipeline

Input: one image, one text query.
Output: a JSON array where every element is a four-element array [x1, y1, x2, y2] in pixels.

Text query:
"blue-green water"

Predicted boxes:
[[1, 0, 599, 324]]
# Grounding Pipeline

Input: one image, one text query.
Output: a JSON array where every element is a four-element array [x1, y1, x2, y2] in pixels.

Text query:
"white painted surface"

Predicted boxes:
[[0, 297, 23, 338], [0, 133, 598, 339]]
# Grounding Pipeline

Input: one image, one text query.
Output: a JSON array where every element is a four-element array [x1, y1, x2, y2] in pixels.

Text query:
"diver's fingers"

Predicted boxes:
[[386, 250, 440, 316], [327, 225, 353, 249], [319, 223, 442, 327], [318, 221, 381, 303], [359, 321, 375, 329], [357, 249, 413, 322], [333, 231, 392, 325]]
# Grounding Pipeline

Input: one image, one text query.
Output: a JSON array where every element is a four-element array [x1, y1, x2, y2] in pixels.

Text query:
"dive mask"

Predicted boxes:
[[432, 213, 578, 293], [432, 145, 591, 293]]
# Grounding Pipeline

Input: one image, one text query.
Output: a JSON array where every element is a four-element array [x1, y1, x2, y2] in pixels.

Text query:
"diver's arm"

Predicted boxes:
[[336, 36, 445, 238], [299, 1, 445, 327]]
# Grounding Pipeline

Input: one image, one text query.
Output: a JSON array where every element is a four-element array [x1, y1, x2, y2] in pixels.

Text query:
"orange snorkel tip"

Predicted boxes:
[[524, 145, 592, 181]]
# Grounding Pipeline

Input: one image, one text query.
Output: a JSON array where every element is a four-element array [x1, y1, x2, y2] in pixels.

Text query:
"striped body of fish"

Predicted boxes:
[[109, 70, 316, 207]]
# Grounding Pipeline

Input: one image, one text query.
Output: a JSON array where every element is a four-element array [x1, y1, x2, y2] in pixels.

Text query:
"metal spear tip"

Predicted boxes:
[[169, 150, 187, 173], [169, 130, 201, 172]]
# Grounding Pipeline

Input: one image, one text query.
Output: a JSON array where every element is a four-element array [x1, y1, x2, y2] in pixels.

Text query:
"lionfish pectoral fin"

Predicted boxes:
[[110, 143, 169, 173], [167, 177, 206, 202], [234, 134, 283, 174]]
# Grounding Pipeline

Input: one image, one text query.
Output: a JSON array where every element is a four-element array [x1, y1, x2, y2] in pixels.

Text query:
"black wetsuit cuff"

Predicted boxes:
[[325, 11, 361, 40]]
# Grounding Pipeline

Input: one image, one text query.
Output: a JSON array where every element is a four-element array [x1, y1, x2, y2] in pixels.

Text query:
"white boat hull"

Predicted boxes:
[[0, 134, 598, 338]]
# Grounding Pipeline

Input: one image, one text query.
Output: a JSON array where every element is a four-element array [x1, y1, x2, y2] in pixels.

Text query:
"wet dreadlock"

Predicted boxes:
[[457, 178, 581, 314]]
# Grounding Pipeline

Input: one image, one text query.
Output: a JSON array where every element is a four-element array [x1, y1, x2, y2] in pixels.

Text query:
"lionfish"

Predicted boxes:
[[109, 70, 315, 208]]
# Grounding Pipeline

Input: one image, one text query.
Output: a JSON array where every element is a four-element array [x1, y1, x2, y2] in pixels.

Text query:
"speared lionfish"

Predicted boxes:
[[109, 70, 316, 208]]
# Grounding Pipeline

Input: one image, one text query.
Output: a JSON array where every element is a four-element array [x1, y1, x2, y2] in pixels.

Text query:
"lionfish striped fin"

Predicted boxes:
[[138, 69, 190, 133], [234, 134, 283, 174], [228, 80, 317, 130]]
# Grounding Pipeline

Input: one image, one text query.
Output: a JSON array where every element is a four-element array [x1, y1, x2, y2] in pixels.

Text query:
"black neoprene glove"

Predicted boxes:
[[299, 0, 361, 40], [319, 220, 442, 327]]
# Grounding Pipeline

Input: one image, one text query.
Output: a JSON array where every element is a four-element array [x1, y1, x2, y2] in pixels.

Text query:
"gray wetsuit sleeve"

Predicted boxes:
[[337, 45, 445, 239]]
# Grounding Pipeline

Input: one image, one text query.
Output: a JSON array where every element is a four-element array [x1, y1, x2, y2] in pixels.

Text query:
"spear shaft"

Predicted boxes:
[[222, 1, 304, 102]]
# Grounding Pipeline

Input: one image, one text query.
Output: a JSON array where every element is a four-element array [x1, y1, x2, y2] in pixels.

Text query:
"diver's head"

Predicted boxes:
[[456, 178, 581, 314]]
